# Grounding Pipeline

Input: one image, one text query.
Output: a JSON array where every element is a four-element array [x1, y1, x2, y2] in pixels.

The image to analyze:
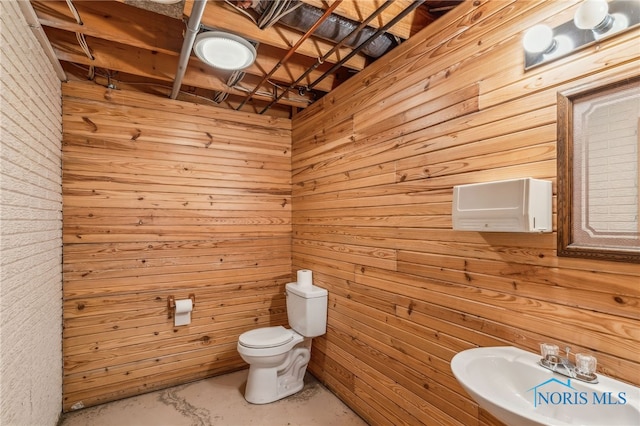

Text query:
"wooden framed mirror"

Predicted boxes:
[[557, 75, 640, 263]]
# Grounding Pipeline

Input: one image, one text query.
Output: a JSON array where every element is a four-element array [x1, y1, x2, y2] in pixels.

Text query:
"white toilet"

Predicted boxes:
[[237, 281, 328, 404]]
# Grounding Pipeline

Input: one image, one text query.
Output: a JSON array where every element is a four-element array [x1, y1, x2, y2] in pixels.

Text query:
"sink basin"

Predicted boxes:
[[451, 346, 640, 426]]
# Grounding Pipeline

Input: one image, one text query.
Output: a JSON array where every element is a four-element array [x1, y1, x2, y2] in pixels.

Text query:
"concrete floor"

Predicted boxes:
[[60, 370, 367, 426]]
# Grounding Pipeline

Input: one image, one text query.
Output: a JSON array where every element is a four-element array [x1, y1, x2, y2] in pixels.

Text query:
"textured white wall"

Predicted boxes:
[[584, 95, 639, 233], [1, 2, 63, 425]]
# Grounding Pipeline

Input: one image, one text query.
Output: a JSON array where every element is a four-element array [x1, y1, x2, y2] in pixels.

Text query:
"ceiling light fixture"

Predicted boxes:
[[193, 31, 257, 71]]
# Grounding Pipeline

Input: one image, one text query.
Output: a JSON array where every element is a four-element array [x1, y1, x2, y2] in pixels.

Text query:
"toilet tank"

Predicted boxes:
[[285, 282, 328, 337]]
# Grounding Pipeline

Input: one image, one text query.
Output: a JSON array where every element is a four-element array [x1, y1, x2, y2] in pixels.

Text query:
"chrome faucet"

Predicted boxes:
[[560, 357, 576, 379], [539, 344, 598, 384]]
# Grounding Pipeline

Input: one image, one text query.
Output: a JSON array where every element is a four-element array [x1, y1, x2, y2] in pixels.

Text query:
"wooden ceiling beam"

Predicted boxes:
[[32, 0, 183, 55], [46, 27, 313, 109], [61, 65, 295, 118]]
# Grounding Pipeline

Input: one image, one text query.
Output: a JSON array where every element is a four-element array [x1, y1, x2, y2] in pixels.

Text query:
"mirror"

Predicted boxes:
[[557, 75, 640, 263]]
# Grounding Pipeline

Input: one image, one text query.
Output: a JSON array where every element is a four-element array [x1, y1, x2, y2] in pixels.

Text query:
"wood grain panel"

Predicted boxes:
[[61, 82, 292, 411], [291, 1, 640, 425]]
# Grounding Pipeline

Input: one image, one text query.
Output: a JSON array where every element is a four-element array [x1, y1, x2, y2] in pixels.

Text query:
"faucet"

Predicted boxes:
[[558, 347, 576, 378], [539, 344, 598, 384]]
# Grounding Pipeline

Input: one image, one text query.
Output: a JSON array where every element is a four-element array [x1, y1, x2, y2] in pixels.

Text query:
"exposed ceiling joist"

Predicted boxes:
[[28, 0, 461, 117]]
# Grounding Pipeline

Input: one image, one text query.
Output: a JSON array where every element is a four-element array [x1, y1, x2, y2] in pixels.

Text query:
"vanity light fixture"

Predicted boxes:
[[193, 31, 257, 71], [523, 0, 638, 69]]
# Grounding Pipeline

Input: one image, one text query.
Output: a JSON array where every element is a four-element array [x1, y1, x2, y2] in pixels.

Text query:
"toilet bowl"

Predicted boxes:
[[237, 326, 309, 404], [237, 279, 328, 404]]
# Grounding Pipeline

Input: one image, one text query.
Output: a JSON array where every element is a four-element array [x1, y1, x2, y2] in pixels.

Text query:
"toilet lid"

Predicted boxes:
[[239, 326, 294, 349]]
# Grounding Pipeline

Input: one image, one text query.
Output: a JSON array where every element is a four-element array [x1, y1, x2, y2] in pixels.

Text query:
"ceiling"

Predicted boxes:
[[30, 0, 462, 118]]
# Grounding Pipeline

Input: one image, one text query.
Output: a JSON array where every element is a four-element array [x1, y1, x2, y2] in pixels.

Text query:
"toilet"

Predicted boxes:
[[237, 281, 328, 404]]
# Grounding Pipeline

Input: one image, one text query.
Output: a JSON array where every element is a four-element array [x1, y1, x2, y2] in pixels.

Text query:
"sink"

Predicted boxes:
[[451, 346, 640, 426]]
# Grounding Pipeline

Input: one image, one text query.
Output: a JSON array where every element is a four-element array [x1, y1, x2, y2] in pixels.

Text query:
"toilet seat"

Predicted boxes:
[[239, 326, 294, 349]]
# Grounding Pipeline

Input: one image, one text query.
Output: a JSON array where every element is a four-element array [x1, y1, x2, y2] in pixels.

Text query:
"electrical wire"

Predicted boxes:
[[65, 0, 94, 64], [223, 0, 258, 25], [257, 0, 302, 30], [65, 0, 82, 24]]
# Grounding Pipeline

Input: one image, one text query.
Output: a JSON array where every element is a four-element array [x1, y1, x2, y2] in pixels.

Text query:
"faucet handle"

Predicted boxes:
[[576, 353, 597, 376], [540, 343, 559, 358], [565, 346, 572, 358]]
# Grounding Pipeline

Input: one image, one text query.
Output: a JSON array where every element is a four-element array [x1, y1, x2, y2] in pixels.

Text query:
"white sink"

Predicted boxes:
[[451, 346, 640, 426]]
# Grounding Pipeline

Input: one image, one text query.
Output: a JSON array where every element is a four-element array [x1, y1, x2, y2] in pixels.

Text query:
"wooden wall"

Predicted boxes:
[[292, 1, 640, 425], [61, 82, 292, 410]]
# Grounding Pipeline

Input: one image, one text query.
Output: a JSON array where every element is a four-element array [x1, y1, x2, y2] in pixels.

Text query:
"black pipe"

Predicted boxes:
[[276, 3, 397, 59], [236, 0, 343, 111], [307, 0, 426, 92], [259, 0, 395, 115]]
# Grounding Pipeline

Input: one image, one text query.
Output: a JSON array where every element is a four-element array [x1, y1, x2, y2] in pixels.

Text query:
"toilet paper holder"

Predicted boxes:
[[167, 294, 195, 319]]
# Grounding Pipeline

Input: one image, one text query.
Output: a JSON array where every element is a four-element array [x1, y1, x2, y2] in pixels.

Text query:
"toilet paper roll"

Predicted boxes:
[[297, 269, 313, 288], [174, 298, 193, 326]]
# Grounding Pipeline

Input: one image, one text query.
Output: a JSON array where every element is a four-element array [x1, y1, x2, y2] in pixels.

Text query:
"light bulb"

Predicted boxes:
[[523, 24, 556, 54], [574, 0, 614, 33]]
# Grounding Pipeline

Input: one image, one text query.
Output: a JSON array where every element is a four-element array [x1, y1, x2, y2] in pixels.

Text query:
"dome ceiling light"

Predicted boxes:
[[193, 31, 257, 71]]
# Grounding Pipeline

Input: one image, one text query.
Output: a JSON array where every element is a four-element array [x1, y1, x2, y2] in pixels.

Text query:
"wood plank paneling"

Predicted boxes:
[[60, 0, 640, 421], [62, 82, 292, 411], [292, 1, 640, 425]]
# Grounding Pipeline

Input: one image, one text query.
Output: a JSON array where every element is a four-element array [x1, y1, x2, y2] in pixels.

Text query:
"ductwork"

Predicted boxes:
[[250, 0, 398, 58]]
